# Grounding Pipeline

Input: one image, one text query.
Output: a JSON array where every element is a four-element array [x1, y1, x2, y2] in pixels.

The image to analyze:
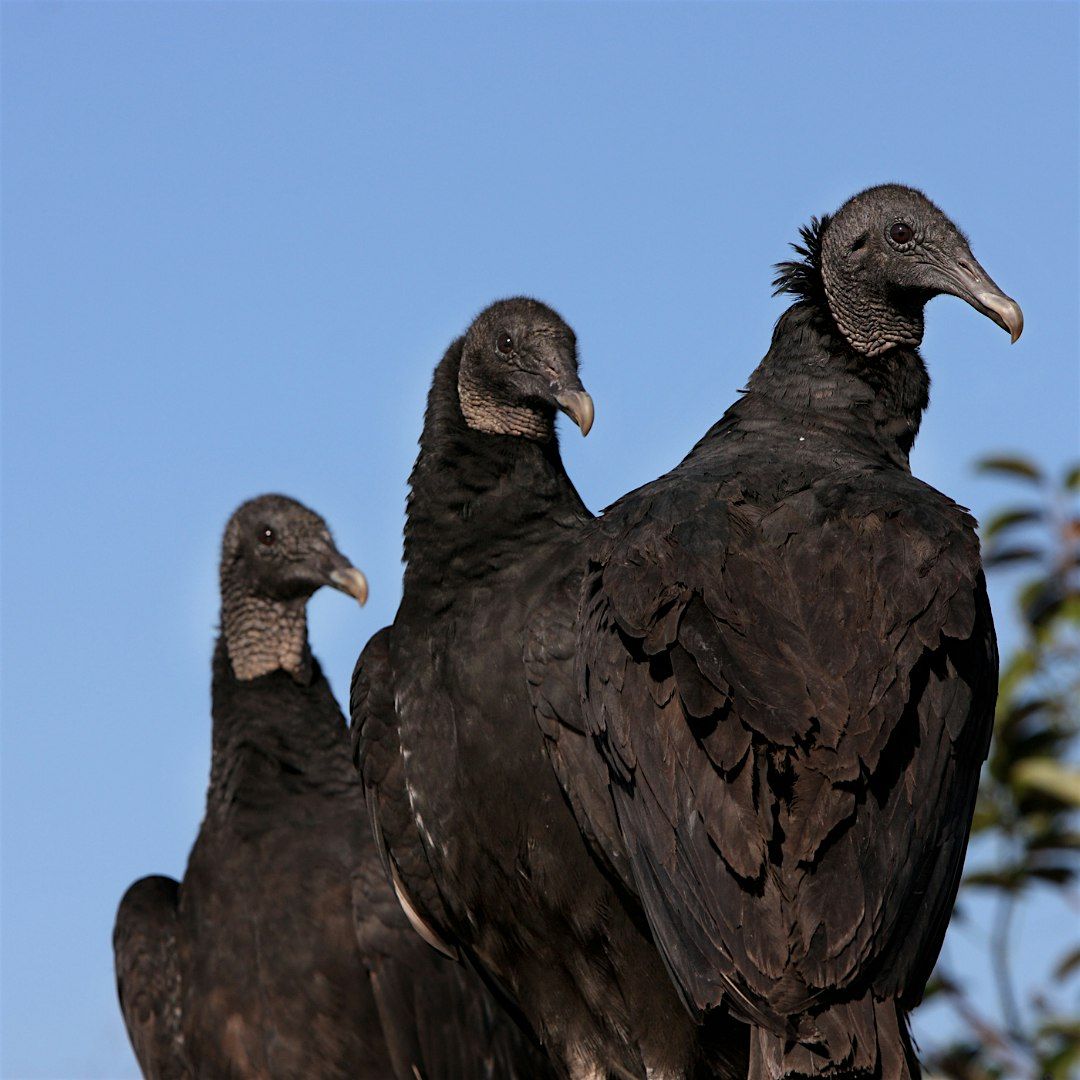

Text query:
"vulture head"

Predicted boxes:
[[457, 297, 594, 440], [219, 495, 366, 681], [220, 494, 367, 608], [779, 184, 1023, 357]]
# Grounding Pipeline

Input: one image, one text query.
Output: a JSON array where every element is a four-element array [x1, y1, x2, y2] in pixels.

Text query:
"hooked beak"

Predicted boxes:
[[553, 386, 595, 437], [329, 565, 369, 606], [939, 253, 1024, 343]]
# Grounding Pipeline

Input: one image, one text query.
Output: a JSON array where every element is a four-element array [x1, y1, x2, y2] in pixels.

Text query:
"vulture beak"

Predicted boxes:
[[554, 386, 595, 437], [939, 252, 1024, 343], [328, 564, 369, 606]]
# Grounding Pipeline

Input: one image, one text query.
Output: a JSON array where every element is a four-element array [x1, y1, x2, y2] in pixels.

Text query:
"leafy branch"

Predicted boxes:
[[925, 456, 1080, 1080]]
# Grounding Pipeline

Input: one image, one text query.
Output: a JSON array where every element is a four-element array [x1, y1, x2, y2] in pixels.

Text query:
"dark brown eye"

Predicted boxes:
[[889, 221, 914, 245], [259, 526, 275, 546], [496, 332, 514, 355]]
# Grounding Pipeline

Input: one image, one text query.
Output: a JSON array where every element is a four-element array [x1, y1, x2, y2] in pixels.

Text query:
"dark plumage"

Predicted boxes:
[[350, 628, 554, 1080], [575, 186, 1021, 1078], [352, 299, 748, 1079], [114, 495, 544, 1080]]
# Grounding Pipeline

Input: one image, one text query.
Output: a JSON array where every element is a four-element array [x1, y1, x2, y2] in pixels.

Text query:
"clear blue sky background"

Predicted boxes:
[[2, 3, 1077, 1076]]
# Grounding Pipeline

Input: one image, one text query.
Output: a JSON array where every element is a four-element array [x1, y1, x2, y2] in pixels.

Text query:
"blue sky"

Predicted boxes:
[[2, 2, 1077, 1076]]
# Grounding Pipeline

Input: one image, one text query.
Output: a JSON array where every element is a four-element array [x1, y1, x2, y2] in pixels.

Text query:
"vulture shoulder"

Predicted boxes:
[[579, 464, 997, 1027], [113, 875, 192, 1080]]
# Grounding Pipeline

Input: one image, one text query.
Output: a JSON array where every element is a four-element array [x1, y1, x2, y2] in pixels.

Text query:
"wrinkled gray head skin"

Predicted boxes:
[[220, 494, 366, 681], [820, 184, 1023, 357], [457, 297, 594, 440]]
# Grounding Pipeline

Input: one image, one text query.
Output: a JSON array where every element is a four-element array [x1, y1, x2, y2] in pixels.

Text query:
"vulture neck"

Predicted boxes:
[[734, 301, 929, 469], [206, 636, 350, 813], [404, 338, 589, 594], [219, 575, 313, 684]]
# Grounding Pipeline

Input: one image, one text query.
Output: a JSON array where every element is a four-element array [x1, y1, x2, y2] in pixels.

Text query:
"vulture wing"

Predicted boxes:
[[353, 859, 550, 1080], [579, 466, 997, 1037], [113, 875, 192, 1080], [352, 632, 553, 1079], [351, 628, 459, 962], [523, 563, 634, 892]]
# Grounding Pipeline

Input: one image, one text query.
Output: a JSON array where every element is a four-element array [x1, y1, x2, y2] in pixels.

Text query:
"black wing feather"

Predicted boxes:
[[113, 875, 192, 1080], [523, 568, 635, 892], [351, 628, 460, 961], [351, 629, 555, 1080]]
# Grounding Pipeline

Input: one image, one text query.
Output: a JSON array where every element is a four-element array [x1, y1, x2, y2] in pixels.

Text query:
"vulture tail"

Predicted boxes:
[[749, 994, 919, 1080]]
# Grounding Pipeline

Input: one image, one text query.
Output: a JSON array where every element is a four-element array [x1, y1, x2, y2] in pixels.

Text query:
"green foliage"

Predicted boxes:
[[976, 456, 1046, 484], [926, 456, 1080, 1079], [980, 457, 1045, 483]]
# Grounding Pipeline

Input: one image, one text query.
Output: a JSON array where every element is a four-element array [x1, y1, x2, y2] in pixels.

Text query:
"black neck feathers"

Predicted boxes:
[[403, 339, 589, 595], [730, 301, 929, 469], [772, 215, 832, 312], [206, 639, 352, 814], [707, 220, 932, 468]]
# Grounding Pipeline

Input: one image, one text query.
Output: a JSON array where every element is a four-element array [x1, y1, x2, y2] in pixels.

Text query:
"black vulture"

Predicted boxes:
[[114, 494, 547, 1080], [352, 299, 749, 1079], [574, 186, 1022, 1078]]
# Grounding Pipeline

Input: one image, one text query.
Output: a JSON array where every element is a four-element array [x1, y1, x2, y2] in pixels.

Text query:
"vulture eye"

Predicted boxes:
[[496, 332, 514, 355], [889, 221, 914, 246], [259, 526, 276, 546]]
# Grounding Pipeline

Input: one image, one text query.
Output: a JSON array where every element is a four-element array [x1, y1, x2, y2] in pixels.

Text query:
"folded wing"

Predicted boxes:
[[578, 470, 997, 1032], [113, 875, 192, 1080]]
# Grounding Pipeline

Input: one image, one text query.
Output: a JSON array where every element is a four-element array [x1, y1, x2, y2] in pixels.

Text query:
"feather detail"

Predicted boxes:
[[772, 214, 831, 306]]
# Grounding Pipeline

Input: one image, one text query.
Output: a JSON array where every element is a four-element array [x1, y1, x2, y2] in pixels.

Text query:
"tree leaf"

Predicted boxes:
[[1065, 463, 1080, 491], [1011, 759, 1080, 807], [981, 507, 1043, 540], [1041, 1039, 1080, 1080], [1053, 945, 1080, 981], [1038, 1016, 1080, 1038], [1027, 828, 1080, 853], [1053, 594, 1080, 627], [1008, 727, 1072, 765], [969, 801, 1002, 833], [963, 866, 1024, 891], [996, 648, 1039, 708], [1026, 584, 1068, 629], [977, 455, 1045, 482], [984, 545, 1045, 567], [1027, 865, 1075, 885]]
